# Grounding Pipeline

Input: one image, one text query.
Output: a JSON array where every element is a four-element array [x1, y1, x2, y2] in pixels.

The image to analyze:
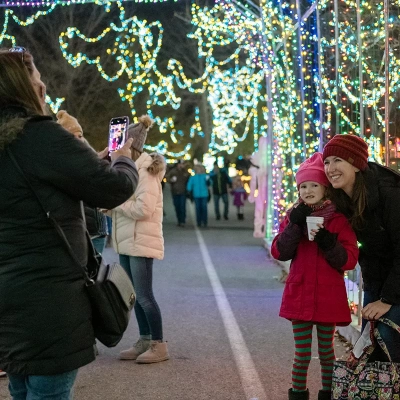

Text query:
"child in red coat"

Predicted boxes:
[[271, 153, 359, 400]]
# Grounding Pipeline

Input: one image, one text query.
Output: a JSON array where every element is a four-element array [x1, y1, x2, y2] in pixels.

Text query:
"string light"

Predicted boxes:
[[1, 0, 176, 7], [0, 0, 397, 205], [0, 1, 265, 158]]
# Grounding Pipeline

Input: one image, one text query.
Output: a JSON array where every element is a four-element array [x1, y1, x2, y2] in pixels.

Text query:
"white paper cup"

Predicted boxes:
[[306, 216, 324, 241]]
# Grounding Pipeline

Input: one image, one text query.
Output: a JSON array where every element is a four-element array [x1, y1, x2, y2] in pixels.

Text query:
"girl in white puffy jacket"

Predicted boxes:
[[111, 116, 169, 364]]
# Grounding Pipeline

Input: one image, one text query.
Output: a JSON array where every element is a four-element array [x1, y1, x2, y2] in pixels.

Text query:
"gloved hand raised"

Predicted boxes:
[[313, 227, 337, 251], [289, 202, 312, 226]]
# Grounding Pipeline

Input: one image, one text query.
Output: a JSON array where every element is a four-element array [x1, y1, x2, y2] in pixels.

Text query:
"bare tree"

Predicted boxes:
[[2, 3, 136, 149]]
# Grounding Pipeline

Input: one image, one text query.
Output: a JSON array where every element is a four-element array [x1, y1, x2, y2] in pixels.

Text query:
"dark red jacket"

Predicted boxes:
[[271, 212, 359, 326]]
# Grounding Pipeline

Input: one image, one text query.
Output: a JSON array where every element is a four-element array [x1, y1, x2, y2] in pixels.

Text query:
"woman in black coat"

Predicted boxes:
[[323, 134, 400, 362], [0, 48, 138, 399]]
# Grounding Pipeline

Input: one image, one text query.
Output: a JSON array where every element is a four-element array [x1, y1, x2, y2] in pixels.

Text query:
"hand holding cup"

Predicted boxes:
[[306, 216, 324, 241]]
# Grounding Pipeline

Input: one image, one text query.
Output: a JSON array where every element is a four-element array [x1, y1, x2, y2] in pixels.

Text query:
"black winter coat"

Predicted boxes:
[[356, 162, 400, 305], [0, 108, 138, 375], [210, 169, 231, 195]]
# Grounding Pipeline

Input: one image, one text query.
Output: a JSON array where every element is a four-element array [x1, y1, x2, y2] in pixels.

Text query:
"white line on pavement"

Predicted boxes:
[[191, 214, 268, 400]]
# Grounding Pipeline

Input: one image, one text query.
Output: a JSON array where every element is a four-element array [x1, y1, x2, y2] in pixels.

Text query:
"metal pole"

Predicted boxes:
[[334, 0, 341, 132], [357, 270, 363, 327], [230, 0, 275, 238], [274, 2, 318, 54], [356, 0, 364, 138], [260, 9, 274, 240], [295, 0, 307, 160], [384, 0, 390, 166], [316, 4, 324, 151]]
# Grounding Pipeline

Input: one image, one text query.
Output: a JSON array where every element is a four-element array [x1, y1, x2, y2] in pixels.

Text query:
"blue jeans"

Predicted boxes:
[[172, 194, 186, 224], [194, 197, 208, 227], [91, 236, 106, 254], [119, 255, 163, 340], [213, 193, 228, 219], [106, 216, 112, 235], [8, 369, 78, 400], [363, 290, 400, 362]]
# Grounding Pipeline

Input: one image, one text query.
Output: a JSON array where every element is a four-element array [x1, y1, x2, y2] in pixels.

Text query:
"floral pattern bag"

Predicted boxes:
[[332, 318, 400, 400]]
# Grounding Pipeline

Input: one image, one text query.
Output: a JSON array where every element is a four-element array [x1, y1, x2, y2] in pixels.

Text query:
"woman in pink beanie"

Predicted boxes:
[[323, 134, 400, 364], [271, 153, 359, 400]]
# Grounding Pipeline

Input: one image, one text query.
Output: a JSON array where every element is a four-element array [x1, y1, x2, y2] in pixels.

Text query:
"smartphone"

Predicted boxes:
[[108, 116, 129, 153]]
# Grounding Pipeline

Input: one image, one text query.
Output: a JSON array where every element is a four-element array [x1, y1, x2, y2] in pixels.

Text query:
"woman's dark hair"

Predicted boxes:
[[326, 171, 367, 230], [0, 48, 44, 115]]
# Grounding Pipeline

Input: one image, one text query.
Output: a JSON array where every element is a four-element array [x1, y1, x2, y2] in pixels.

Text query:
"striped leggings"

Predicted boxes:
[[291, 321, 336, 392]]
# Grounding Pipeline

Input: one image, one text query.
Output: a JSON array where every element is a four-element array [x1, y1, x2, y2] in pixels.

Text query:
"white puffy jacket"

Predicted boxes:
[[111, 152, 165, 259]]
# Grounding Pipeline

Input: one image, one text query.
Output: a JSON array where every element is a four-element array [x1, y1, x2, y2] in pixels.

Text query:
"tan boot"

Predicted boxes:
[[119, 338, 151, 360], [135, 340, 169, 364]]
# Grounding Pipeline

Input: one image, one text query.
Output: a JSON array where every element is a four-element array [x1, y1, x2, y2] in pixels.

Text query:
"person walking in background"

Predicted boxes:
[[110, 115, 169, 364], [323, 134, 400, 363], [0, 47, 138, 399], [231, 176, 247, 220], [166, 160, 189, 227], [271, 153, 359, 400], [56, 110, 109, 254], [186, 164, 209, 228], [210, 161, 232, 220]]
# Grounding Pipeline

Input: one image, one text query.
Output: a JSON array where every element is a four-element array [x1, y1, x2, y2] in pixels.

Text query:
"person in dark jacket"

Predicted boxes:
[[56, 109, 109, 254], [166, 160, 189, 227], [209, 162, 232, 220], [323, 134, 400, 362], [0, 47, 138, 399]]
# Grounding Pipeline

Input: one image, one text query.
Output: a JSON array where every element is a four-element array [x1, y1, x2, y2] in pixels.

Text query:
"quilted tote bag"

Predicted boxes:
[[332, 318, 400, 400]]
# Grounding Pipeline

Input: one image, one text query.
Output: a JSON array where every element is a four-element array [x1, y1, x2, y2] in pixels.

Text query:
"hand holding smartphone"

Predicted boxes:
[[110, 138, 134, 162], [108, 116, 129, 155]]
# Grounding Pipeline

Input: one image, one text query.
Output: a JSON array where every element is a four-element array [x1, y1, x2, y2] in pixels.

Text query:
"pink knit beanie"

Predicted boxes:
[[295, 153, 330, 188]]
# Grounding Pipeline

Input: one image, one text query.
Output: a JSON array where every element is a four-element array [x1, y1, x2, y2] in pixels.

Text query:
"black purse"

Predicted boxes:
[[7, 149, 136, 348]]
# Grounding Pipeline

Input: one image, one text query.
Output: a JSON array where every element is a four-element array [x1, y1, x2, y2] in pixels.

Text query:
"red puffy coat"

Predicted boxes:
[[271, 212, 358, 326]]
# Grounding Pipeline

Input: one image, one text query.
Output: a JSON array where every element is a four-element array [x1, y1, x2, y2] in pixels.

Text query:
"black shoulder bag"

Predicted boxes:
[[7, 148, 136, 347]]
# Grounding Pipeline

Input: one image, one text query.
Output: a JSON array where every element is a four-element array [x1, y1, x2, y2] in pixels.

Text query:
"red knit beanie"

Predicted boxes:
[[295, 153, 330, 188], [322, 134, 369, 171]]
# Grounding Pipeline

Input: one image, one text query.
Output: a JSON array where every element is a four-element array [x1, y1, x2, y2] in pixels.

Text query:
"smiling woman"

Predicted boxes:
[[323, 155, 359, 197], [323, 134, 400, 363]]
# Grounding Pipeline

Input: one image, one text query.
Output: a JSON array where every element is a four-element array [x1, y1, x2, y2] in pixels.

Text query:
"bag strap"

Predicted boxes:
[[374, 317, 400, 363], [7, 148, 94, 285], [351, 317, 400, 377]]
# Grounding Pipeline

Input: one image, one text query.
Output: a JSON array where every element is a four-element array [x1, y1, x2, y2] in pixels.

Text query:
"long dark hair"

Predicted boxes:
[[0, 49, 44, 115], [326, 171, 367, 230]]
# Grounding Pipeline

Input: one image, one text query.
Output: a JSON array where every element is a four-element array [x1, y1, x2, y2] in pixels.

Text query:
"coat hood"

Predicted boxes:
[[137, 152, 166, 181], [0, 106, 51, 152]]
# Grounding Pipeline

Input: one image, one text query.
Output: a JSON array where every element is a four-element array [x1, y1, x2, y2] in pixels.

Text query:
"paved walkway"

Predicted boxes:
[[0, 187, 346, 400]]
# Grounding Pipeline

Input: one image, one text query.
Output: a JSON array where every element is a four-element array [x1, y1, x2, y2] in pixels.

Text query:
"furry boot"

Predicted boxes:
[[317, 390, 331, 400], [288, 389, 309, 400], [119, 338, 151, 360], [135, 340, 169, 364]]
